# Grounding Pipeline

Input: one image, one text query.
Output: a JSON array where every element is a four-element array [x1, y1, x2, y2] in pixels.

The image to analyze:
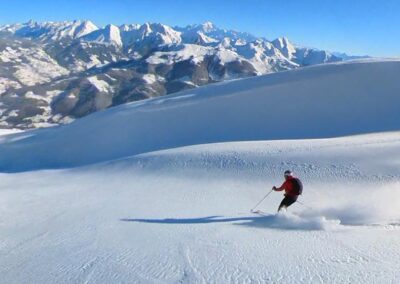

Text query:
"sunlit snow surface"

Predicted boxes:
[[0, 60, 399, 283]]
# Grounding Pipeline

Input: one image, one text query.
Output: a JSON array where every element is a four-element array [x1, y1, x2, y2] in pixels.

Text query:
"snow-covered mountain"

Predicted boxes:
[[1, 59, 398, 171], [2, 20, 98, 42], [80, 24, 122, 46], [0, 20, 357, 128], [0, 60, 399, 283]]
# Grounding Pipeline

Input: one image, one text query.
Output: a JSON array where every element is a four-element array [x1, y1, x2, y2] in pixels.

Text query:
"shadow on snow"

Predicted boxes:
[[120, 214, 330, 230]]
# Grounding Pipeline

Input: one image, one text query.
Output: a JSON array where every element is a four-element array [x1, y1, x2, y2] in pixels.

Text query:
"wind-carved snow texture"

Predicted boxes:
[[0, 60, 399, 283]]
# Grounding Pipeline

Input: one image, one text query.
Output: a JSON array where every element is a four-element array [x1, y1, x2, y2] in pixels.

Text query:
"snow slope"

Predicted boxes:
[[0, 132, 399, 283], [0, 60, 399, 283], [0, 59, 400, 172]]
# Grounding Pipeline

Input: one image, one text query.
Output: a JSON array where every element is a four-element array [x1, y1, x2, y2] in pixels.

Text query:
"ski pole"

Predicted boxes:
[[251, 189, 273, 212], [296, 200, 313, 210]]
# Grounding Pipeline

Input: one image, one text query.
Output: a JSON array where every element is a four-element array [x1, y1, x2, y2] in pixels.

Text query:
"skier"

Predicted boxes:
[[272, 170, 303, 212]]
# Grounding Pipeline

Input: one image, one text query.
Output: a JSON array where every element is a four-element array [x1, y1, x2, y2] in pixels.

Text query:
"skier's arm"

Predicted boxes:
[[273, 181, 287, 191]]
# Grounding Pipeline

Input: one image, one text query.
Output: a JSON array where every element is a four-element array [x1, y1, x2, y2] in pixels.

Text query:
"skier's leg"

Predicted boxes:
[[278, 196, 289, 212], [278, 196, 297, 212], [285, 196, 297, 209]]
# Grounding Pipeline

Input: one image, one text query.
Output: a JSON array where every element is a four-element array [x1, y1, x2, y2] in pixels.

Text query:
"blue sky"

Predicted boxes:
[[0, 0, 398, 57]]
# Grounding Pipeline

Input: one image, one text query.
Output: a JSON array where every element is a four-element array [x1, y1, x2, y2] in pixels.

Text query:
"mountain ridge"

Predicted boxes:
[[0, 20, 366, 129]]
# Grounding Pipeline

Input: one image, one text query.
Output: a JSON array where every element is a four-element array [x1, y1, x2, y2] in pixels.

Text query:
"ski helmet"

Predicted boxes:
[[284, 170, 293, 177]]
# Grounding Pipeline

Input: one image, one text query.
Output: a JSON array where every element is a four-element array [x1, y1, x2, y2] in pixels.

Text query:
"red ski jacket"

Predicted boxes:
[[275, 176, 302, 198]]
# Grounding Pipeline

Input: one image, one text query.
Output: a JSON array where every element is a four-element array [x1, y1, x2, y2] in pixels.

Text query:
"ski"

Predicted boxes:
[[251, 210, 268, 216]]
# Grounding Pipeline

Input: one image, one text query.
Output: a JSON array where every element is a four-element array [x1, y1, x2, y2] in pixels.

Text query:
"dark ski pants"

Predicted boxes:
[[278, 195, 297, 212]]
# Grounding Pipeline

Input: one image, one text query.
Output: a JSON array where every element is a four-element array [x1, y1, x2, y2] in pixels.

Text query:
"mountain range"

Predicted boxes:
[[0, 20, 366, 128]]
